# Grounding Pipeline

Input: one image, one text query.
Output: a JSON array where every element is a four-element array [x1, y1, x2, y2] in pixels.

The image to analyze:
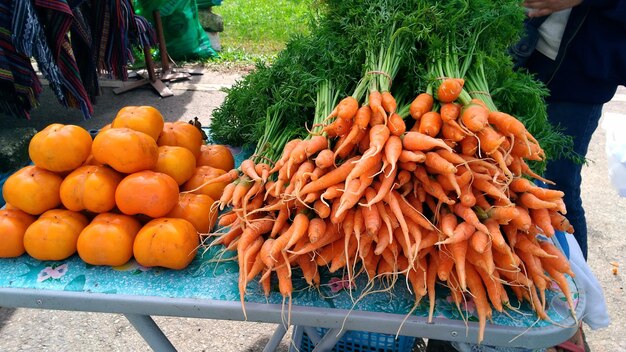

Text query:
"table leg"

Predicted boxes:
[[312, 328, 345, 352], [124, 313, 177, 352], [303, 326, 321, 345], [288, 326, 304, 352], [262, 324, 289, 352]]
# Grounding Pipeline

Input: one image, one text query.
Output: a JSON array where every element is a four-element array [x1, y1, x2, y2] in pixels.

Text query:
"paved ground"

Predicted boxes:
[[0, 70, 624, 351]]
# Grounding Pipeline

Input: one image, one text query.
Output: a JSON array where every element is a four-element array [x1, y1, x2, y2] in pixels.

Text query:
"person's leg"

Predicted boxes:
[[543, 102, 603, 259]]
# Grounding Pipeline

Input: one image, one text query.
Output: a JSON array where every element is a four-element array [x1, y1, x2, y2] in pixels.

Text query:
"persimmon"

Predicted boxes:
[[28, 124, 92, 172], [0, 209, 36, 258], [2, 165, 63, 215], [111, 106, 164, 141], [115, 171, 179, 218], [157, 122, 203, 159], [167, 193, 217, 233], [92, 128, 158, 173], [182, 166, 228, 200], [197, 144, 235, 171], [60, 165, 122, 213], [23, 209, 89, 261], [133, 218, 199, 270], [154, 146, 196, 185], [77, 213, 141, 266]]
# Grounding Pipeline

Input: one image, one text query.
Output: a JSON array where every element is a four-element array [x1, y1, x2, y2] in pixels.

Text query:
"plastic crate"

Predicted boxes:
[[296, 327, 416, 352]]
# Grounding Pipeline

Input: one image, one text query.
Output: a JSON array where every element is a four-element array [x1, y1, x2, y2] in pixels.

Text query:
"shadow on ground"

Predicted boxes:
[[243, 337, 290, 352], [0, 307, 16, 331], [0, 78, 216, 132]]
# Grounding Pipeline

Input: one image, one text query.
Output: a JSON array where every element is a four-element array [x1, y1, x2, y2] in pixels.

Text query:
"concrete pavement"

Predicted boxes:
[[0, 70, 624, 351]]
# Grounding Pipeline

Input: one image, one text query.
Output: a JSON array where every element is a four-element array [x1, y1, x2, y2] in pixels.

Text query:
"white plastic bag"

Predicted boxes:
[[601, 112, 626, 197]]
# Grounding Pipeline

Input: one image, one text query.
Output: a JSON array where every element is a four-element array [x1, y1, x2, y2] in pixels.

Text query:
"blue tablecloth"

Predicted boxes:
[[0, 244, 580, 330]]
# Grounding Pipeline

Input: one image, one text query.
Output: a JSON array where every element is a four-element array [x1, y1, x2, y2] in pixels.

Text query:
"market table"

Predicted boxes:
[[0, 244, 584, 352]]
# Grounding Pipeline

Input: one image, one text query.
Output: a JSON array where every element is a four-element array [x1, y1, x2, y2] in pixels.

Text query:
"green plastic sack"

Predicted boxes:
[[134, 0, 216, 60], [197, 0, 222, 9]]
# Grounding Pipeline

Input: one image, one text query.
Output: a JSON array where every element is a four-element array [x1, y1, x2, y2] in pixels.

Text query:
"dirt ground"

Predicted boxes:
[[0, 69, 624, 351]]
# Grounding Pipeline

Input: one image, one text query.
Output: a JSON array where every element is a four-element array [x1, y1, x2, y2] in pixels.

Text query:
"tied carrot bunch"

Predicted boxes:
[[206, 19, 578, 345]]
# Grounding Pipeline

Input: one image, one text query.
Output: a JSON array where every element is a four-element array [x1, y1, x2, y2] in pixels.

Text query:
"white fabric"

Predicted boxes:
[[536, 9, 572, 60], [564, 234, 611, 330], [601, 112, 626, 197]]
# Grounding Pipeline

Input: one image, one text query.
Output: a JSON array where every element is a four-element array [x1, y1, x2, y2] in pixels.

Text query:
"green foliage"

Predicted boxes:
[[210, 0, 575, 166], [212, 0, 311, 56]]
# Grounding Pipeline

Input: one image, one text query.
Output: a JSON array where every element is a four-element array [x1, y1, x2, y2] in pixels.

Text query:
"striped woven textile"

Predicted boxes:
[[0, 1, 42, 119], [2, 0, 157, 119], [32, 0, 94, 118]]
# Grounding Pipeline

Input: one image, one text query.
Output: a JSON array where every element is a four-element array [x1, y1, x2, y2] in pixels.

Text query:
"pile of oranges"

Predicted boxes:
[[0, 106, 233, 270]]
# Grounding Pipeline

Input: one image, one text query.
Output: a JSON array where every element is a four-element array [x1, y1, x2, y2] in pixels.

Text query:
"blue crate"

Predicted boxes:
[[297, 328, 416, 352]]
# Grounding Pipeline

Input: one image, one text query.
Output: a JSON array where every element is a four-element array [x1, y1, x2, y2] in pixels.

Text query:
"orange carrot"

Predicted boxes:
[[509, 178, 564, 200], [440, 102, 461, 122], [398, 161, 417, 172], [476, 265, 503, 312], [384, 135, 403, 175], [381, 91, 397, 114], [369, 90, 386, 126], [515, 234, 555, 258], [334, 107, 371, 158], [240, 159, 261, 181], [484, 218, 510, 255], [324, 117, 353, 138], [530, 208, 555, 237], [307, 217, 327, 244], [465, 263, 493, 344], [473, 178, 511, 204], [477, 126, 506, 155], [419, 111, 443, 137], [510, 206, 532, 232], [470, 230, 490, 254], [545, 266, 577, 320], [518, 192, 557, 209], [362, 188, 383, 236], [218, 211, 239, 227], [410, 93, 434, 120], [438, 248, 456, 281], [384, 191, 411, 256], [403, 131, 453, 152], [460, 136, 478, 156], [538, 241, 575, 277], [437, 78, 464, 103], [425, 152, 457, 174], [271, 139, 302, 174], [394, 191, 435, 230], [399, 150, 426, 163], [453, 203, 489, 234], [440, 211, 458, 239], [296, 254, 319, 287], [388, 113, 406, 136], [461, 103, 489, 132], [362, 124, 391, 160], [298, 156, 359, 195], [441, 121, 467, 142], [325, 96, 359, 121], [437, 222, 475, 245], [427, 253, 440, 322], [549, 211, 574, 233], [487, 206, 519, 225], [450, 239, 469, 291]]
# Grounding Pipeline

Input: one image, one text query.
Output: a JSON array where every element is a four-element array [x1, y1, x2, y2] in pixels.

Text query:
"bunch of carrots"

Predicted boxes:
[[203, 48, 577, 344]]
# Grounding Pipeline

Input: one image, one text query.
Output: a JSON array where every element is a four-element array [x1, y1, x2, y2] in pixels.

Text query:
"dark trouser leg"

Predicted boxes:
[[542, 102, 603, 259]]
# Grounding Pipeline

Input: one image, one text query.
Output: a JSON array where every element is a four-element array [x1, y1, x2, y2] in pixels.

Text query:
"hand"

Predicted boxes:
[[523, 0, 583, 17]]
